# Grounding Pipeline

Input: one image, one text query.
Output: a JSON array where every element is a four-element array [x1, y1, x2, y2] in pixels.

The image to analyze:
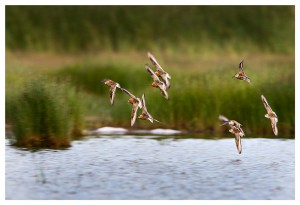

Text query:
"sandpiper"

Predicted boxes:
[[233, 60, 251, 84], [145, 64, 169, 99], [219, 115, 245, 154], [120, 88, 142, 127], [101, 79, 121, 105], [138, 93, 161, 124], [147, 52, 171, 88], [261, 95, 278, 136]]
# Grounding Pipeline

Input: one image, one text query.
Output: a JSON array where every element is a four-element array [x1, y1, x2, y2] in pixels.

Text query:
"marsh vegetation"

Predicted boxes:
[[5, 6, 295, 148]]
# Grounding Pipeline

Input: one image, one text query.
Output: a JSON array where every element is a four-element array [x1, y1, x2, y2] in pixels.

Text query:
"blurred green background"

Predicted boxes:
[[6, 6, 295, 53], [5, 6, 295, 139]]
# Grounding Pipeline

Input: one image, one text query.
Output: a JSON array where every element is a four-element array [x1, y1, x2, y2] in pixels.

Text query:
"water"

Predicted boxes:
[[5, 136, 295, 200]]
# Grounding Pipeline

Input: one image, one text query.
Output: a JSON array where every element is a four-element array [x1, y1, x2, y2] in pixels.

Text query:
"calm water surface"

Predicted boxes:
[[5, 136, 295, 199]]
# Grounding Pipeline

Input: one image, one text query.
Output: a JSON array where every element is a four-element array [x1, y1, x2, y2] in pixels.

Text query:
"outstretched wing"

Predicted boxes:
[[130, 103, 139, 127], [238, 60, 245, 73], [261, 95, 273, 113], [145, 64, 161, 83], [148, 52, 163, 71], [141, 94, 148, 113], [235, 134, 242, 154], [148, 52, 171, 79], [158, 84, 169, 99], [161, 74, 171, 88], [219, 115, 229, 123], [109, 85, 117, 105], [271, 118, 278, 136], [238, 127, 245, 137], [121, 88, 137, 100]]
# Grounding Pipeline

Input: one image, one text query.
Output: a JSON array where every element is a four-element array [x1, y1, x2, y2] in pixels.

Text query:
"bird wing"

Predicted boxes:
[[238, 127, 245, 137], [147, 117, 154, 123], [121, 88, 138, 100], [161, 74, 171, 88], [219, 115, 229, 122], [130, 103, 139, 127], [148, 52, 164, 71], [141, 94, 148, 113], [261, 95, 273, 113], [109, 85, 117, 105], [158, 83, 169, 99], [271, 118, 278, 136], [145, 64, 161, 83], [235, 134, 242, 154], [238, 60, 245, 73], [148, 52, 171, 79]]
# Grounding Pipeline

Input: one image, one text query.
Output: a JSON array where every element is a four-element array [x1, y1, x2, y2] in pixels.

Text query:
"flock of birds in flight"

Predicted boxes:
[[102, 52, 278, 154]]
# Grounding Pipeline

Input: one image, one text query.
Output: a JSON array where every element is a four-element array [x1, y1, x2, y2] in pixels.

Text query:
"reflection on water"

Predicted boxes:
[[5, 136, 295, 199]]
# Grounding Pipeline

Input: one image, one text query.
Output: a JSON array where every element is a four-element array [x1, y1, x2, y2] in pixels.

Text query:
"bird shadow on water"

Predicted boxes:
[[229, 159, 243, 165]]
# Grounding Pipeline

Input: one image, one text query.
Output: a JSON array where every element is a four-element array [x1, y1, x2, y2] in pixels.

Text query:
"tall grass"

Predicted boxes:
[[6, 6, 294, 53], [6, 78, 84, 148], [55, 57, 294, 137], [5, 6, 294, 142]]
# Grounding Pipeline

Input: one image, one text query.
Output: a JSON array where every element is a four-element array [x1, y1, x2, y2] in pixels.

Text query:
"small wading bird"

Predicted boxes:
[[219, 115, 245, 154], [138, 93, 161, 124], [121, 88, 142, 127], [145, 64, 169, 99], [102, 79, 121, 105], [147, 52, 171, 89], [233, 60, 251, 84], [261, 95, 278, 136]]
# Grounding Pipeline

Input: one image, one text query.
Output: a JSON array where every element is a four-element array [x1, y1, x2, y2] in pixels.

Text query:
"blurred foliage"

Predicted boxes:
[[5, 6, 295, 139], [5, 52, 294, 137], [6, 6, 295, 53]]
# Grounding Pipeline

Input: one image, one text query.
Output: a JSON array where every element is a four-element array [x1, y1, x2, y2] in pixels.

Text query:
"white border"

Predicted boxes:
[[1, 1, 298, 205]]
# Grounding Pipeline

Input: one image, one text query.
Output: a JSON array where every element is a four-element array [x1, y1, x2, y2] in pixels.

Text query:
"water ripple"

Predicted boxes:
[[5, 137, 294, 199]]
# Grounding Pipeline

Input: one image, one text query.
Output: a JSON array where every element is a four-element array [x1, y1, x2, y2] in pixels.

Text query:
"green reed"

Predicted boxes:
[[6, 78, 84, 148], [6, 6, 294, 53]]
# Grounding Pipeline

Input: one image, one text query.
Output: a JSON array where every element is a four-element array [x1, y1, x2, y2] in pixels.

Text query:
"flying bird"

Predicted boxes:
[[145, 64, 169, 99], [147, 52, 171, 88], [219, 115, 244, 131], [121, 88, 142, 127], [138, 93, 161, 124], [219, 115, 245, 154], [261, 95, 278, 136], [233, 60, 251, 84], [228, 126, 244, 155], [102, 79, 121, 105]]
